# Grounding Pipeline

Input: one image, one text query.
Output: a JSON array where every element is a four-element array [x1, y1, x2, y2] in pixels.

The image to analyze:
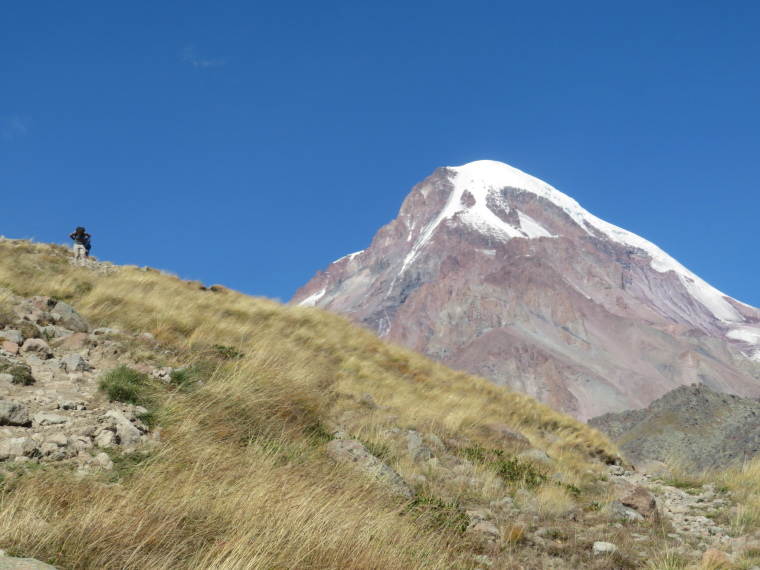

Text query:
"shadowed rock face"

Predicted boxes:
[[589, 384, 760, 470], [292, 161, 760, 420]]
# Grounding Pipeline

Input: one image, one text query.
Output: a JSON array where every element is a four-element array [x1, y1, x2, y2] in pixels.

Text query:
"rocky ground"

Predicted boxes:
[[0, 289, 167, 568]]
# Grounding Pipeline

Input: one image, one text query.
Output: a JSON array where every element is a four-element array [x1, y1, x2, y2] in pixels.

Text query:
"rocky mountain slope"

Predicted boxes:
[[5, 239, 760, 568], [292, 161, 760, 420], [589, 384, 760, 471]]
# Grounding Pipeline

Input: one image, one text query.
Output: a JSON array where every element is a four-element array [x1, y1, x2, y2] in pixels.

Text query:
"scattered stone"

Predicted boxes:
[[33, 412, 68, 426], [51, 301, 90, 333], [0, 556, 59, 569], [54, 332, 90, 350], [608, 500, 644, 522], [325, 439, 413, 497], [1, 341, 19, 354], [94, 452, 114, 470], [702, 549, 730, 566], [104, 410, 142, 445], [634, 459, 671, 478], [592, 541, 619, 555], [1, 330, 23, 344], [485, 423, 531, 449], [518, 448, 554, 467], [20, 338, 52, 359], [620, 485, 659, 520], [0, 400, 31, 426], [358, 393, 378, 409], [61, 353, 90, 372]]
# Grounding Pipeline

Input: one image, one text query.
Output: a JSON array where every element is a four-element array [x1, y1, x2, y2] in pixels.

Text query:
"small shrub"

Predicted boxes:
[[0, 363, 34, 386], [15, 321, 40, 340], [304, 423, 334, 445], [98, 365, 150, 406], [404, 492, 469, 534], [213, 344, 244, 360]]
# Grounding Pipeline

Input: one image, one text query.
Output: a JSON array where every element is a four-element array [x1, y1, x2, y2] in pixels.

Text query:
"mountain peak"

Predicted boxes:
[[292, 162, 760, 419]]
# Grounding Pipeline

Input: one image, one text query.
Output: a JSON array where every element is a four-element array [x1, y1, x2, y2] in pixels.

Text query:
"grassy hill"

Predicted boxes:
[[4, 239, 759, 569]]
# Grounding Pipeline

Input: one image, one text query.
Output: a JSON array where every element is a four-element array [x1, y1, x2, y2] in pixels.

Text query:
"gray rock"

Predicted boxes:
[[51, 301, 90, 333], [423, 433, 445, 451], [593, 541, 619, 555], [608, 500, 644, 522], [0, 374, 13, 384], [93, 327, 120, 335], [518, 448, 554, 467], [61, 354, 90, 372], [359, 393, 378, 409], [94, 452, 114, 470], [485, 423, 531, 448], [104, 410, 142, 445], [95, 430, 116, 448], [634, 459, 672, 478], [0, 400, 31, 426], [1, 330, 23, 344], [0, 556, 59, 569], [0, 437, 38, 460], [326, 439, 413, 497], [34, 413, 68, 426]]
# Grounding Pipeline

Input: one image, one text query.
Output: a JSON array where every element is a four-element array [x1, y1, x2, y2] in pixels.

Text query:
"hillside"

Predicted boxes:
[[2, 238, 760, 569]]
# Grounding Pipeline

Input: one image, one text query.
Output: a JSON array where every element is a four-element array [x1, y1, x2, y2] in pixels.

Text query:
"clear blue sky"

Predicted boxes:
[[2, 2, 758, 307]]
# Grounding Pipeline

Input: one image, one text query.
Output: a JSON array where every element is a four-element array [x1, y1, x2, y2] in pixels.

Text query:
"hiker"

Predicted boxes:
[[69, 227, 91, 264]]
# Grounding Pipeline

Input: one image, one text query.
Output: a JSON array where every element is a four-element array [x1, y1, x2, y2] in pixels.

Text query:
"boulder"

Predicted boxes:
[[20, 338, 52, 359], [326, 439, 413, 497], [0, 400, 31, 426], [1, 341, 19, 354], [51, 301, 90, 333], [620, 485, 659, 521]]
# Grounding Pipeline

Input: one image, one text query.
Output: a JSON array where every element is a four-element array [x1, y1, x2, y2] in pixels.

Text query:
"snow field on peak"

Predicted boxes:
[[447, 161, 744, 324]]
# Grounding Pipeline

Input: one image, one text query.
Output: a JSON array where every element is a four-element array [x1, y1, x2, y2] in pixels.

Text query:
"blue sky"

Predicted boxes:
[[2, 2, 758, 307]]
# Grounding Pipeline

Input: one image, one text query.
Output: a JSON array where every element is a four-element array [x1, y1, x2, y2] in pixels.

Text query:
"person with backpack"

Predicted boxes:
[[69, 227, 91, 265]]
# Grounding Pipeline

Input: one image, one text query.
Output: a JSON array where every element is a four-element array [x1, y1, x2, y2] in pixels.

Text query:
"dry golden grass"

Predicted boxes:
[[0, 240, 624, 568]]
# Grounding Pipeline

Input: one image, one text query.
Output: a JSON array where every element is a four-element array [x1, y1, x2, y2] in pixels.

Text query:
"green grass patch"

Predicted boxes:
[[98, 365, 152, 406], [458, 444, 547, 488]]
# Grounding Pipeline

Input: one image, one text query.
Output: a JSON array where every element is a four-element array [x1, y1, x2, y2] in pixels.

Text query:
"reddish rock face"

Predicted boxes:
[[292, 161, 760, 421]]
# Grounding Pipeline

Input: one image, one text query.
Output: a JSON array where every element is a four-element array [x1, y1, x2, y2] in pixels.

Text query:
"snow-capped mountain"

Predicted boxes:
[[292, 161, 760, 420]]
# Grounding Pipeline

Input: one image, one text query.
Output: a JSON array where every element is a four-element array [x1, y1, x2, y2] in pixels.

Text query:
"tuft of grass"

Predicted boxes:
[[98, 365, 152, 406]]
